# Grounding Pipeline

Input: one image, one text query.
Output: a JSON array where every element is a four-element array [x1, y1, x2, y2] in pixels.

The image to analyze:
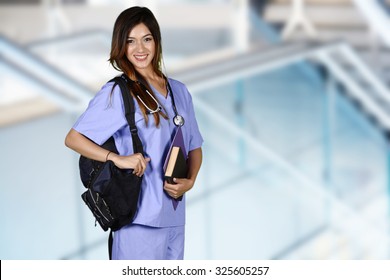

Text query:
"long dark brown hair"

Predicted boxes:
[[109, 6, 167, 126]]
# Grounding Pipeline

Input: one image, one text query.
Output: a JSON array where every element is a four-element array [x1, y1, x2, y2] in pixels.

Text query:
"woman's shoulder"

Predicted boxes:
[[167, 77, 187, 90], [95, 78, 123, 98], [86, 78, 124, 108], [100, 78, 120, 91], [167, 78, 192, 98]]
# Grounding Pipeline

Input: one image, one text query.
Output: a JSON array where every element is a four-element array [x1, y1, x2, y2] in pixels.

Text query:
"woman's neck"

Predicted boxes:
[[134, 65, 155, 80], [146, 74, 167, 97]]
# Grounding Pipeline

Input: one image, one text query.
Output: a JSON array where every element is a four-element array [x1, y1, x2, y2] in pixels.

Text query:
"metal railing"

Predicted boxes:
[[172, 41, 390, 132], [0, 35, 94, 111], [352, 0, 390, 47]]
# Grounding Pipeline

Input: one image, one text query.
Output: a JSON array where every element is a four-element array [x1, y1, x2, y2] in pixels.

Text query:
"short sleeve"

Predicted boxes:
[[187, 92, 204, 151], [72, 82, 127, 145]]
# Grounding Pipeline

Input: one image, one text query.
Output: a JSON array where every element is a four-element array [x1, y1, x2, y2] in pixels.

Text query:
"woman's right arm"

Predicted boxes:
[[65, 128, 149, 176]]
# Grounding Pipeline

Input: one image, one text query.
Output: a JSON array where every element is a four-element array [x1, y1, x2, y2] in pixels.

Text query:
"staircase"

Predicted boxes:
[[258, 0, 390, 259], [262, 0, 390, 84]]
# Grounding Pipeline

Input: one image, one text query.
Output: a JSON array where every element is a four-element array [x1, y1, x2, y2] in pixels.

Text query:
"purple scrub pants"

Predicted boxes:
[[112, 224, 185, 260]]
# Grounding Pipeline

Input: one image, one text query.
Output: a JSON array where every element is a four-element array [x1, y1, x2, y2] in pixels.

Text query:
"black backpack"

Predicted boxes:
[[79, 74, 143, 259]]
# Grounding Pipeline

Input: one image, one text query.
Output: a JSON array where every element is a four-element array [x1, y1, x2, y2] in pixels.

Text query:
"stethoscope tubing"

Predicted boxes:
[[166, 81, 185, 127], [121, 74, 184, 127]]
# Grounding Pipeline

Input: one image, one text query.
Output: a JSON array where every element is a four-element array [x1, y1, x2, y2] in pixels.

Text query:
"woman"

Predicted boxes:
[[65, 6, 203, 260]]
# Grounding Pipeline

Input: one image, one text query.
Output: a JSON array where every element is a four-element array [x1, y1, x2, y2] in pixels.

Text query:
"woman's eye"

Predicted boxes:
[[126, 39, 134, 44], [144, 37, 153, 42]]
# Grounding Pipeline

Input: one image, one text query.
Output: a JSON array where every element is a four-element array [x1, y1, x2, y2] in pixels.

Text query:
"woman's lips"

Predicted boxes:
[[134, 54, 147, 61]]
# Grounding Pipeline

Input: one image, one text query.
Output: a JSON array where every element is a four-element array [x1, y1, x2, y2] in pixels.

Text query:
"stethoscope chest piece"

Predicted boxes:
[[123, 74, 186, 127], [173, 114, 185, 127]]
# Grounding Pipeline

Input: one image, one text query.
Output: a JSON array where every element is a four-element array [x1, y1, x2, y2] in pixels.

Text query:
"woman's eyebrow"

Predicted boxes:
[[127, 34, 152, 39]]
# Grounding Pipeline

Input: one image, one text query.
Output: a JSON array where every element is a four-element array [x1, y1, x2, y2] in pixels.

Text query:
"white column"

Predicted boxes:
[[43, 0, 72, 37], [232, 0, 250, 52]]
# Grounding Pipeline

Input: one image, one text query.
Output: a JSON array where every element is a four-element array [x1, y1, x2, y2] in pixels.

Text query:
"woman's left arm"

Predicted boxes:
[[164, 147, 203, 198]]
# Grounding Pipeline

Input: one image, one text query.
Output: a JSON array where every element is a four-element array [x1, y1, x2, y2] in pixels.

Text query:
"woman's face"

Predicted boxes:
[[126, 23, 156, 73]]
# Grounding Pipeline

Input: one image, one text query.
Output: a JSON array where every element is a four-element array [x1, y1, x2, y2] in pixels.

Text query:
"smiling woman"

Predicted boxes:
[[125, 24, 156, 73], [109, 7, 167, 127], [64, 6, 203, 260]]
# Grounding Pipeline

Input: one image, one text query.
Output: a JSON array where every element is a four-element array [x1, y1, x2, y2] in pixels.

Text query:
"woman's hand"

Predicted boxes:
[[163, 148, 202, 199], [163, 178, 194, 199], [109, 152, 150, 177]]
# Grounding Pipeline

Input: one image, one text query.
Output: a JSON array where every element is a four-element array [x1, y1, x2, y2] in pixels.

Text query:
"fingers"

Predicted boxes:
[[164, 179, 185, 198], [132, 153, 150, 177], [164, 186, 180, 198], [164, 177, 194, 198]]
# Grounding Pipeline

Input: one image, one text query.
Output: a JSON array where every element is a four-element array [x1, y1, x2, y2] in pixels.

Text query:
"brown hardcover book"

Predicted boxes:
[[164, 146, 188, 184]]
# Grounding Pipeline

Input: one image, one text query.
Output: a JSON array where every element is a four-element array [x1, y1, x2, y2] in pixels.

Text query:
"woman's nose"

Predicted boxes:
[[136, 41, 145, 52]]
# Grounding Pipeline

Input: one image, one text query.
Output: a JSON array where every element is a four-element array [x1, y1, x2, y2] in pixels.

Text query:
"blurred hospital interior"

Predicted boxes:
[[2, 0, 390, 259]]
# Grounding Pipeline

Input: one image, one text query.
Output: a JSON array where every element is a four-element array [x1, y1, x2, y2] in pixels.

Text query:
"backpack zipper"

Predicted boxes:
[[89, 189, 112, 223]]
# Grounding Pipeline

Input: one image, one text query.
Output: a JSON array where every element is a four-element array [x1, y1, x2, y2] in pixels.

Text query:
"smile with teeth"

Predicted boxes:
[[134, 54, 148, 61]]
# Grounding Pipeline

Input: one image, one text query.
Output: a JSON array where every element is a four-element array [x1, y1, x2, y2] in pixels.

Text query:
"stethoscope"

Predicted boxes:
[[121, 74, 185, 127]]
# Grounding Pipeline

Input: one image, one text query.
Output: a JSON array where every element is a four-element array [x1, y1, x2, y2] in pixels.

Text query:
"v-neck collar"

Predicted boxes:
[[149, 83, 170, 100]]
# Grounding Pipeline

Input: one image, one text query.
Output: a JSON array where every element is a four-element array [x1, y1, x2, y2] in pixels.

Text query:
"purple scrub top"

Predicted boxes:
[[73, 77, 203, 227]]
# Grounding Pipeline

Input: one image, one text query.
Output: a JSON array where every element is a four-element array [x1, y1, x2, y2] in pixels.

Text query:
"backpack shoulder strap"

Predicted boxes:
[[106, 74, 144, 260], [108, 229, 114, 260], [109, 74, 144, 155]]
